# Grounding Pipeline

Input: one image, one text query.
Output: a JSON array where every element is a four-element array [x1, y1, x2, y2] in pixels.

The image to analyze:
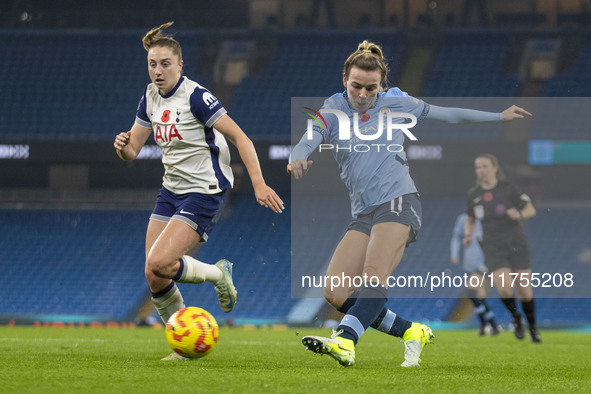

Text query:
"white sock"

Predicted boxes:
[[151, 282, 185, 324], [176, 255, 222, 284]]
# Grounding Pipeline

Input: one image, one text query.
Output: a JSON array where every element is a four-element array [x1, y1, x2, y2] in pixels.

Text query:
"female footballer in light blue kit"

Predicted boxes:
[[114, 22, 284, 360], [289, 40, 530, 367], [451, 212, 500, 336]]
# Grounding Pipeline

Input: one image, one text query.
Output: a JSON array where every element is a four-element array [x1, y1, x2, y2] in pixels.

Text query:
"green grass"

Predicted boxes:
[[0, 326, 590, 393]]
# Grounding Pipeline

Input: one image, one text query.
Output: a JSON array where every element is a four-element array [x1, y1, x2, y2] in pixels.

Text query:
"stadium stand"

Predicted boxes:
[[422, 31, 520, 98], [0, 194, 292, 323], [1, 196, 589, 325], [0, 209, 148, 319], [229, 32, 406, 141], [2, 25, 591, 327], [0, 30, 208, 141], [544, 35, 591, 97]]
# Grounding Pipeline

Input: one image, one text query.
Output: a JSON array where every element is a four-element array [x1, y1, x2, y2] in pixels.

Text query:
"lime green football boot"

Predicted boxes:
[[401, 323, 434, 367], [302, 329, 355, 367]]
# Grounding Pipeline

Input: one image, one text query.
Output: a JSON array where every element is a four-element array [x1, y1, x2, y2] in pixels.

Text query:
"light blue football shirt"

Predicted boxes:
[[300, 88, 429, 217], [291, 88, 503, 217]]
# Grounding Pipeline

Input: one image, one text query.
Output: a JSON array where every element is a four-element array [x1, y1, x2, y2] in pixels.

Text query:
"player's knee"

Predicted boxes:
[[323, 289, 348, 309], [323, 288, 337, 308], [146, 253, 177, 279], [144, 265, 163, 288]]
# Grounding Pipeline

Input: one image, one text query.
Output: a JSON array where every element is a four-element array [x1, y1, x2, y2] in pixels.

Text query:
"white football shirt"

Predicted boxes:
[[135, 76, 234, 194]]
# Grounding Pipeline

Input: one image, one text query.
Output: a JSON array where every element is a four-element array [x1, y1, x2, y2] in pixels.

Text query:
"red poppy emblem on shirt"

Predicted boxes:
[[161, 110, 171, 123], [483, 192, 493, 202], [360, 112, 370, 122]]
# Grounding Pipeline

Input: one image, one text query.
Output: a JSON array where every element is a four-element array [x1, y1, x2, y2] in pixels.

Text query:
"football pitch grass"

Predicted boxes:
[[1, 326, 590, 393]]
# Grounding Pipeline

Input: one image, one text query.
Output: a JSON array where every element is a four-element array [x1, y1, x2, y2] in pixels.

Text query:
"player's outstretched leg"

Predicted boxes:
[[401, 323, 435, 367], [214, 259, 237, 313], [302, 329, 355, 367]]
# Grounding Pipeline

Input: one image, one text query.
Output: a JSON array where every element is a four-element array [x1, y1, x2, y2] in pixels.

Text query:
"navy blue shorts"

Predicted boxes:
[[347, 193, 422, 246], [150, 186, 227, 243]]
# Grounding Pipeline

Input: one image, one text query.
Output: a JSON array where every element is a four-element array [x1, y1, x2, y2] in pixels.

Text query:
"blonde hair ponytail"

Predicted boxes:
[[343, 40, 390, 89], [142, 21, 182, 60]]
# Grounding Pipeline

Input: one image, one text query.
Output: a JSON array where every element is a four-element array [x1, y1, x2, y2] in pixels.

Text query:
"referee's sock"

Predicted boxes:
[[337, 284, 388, 345], [521, 299, 537, 330], [501, 297, 522, 319]]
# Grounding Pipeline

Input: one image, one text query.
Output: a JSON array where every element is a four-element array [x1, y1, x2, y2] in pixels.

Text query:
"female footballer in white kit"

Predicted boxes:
[[114, 22, 284, 360]]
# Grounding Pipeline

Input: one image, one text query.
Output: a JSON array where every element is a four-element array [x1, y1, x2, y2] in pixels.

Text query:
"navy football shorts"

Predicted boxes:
[[150, 186, 227, 243], [347, 193, 422, 246]]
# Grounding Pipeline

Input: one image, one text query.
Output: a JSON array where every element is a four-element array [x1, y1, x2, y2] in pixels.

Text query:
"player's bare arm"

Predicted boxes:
[[114, 123, 152, 161], [214, 114, 284, 213]]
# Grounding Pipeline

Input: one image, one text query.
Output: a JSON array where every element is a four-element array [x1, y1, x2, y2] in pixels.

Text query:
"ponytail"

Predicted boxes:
[[343, 40, 390, 90], [142, 21, 182, 61]]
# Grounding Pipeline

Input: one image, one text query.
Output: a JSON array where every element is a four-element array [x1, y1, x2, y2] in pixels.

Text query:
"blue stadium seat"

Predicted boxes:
[[229, 33, 406, 141], [423, 33, 519, 100], [0, 194, 292, 323], [544, 37, 591, 97], [0, 31, 202, 141], [1, 197, 590, 325]]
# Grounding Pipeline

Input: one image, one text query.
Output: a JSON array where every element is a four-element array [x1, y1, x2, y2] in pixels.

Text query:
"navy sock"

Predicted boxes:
[[336, 290, 360, 314], [172, 258, 184, 281], [470, 297, 487, 326], [482, 299, 497, 327], [337, 284, 388, 345], [371, 308, 412, 338], [340, 293, 411, 338], [521, 299, 537, 330]]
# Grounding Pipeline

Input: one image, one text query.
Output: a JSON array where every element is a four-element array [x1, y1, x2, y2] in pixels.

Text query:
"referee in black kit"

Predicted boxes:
[[464, 153, 541, 343]]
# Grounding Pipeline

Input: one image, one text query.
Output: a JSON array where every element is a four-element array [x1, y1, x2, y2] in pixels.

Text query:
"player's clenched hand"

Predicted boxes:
[[287, 160, 313, 179], [254, 183, 284, 213], [502, 105, 532, 121], [114, 131, 131, 150]]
